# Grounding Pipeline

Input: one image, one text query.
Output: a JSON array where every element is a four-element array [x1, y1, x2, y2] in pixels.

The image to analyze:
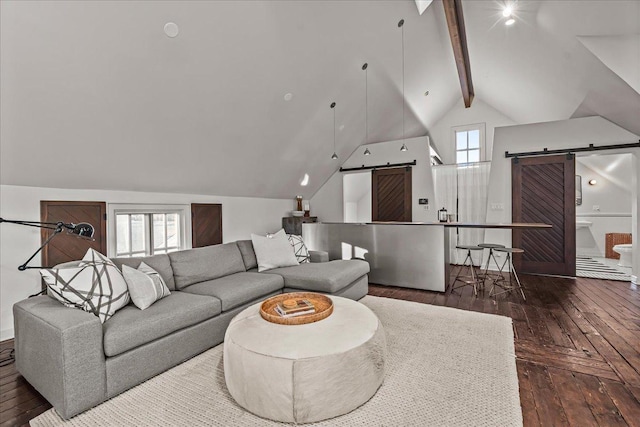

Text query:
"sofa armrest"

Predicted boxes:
[[13, 296, 107, 419], [309, 250, 329, 263]]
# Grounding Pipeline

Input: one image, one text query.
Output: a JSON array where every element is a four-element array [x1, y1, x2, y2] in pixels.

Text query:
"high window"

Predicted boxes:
[[453, 124, 486, 164], [109, 204, 189, 258]]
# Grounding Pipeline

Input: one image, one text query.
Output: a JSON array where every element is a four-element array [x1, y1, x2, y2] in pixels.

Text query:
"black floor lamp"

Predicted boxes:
[[0, 217, 95, 270], [0, 217, 95, 366]]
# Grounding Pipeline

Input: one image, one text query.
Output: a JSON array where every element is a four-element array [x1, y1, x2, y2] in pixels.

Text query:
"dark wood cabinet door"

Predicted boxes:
[[372, 167, 412, 222], [191, 203, 222, 248], [512, 155, 575, 276], [40, 201, 107, 268]]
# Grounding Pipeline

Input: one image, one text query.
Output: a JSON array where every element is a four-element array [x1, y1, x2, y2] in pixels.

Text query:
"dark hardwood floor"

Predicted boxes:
[[1, 272, 639, 426]]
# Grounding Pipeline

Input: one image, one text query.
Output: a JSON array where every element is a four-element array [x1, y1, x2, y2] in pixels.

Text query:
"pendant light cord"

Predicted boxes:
[[330, 101, 337, 159], [364, 64, 368, 144], [401, 20, 405, 142]]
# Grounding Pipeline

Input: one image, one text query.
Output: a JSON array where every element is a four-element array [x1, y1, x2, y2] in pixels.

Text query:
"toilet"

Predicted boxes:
[[612, 244, 633, 268]]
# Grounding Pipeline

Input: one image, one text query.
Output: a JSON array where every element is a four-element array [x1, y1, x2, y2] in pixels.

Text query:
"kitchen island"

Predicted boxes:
[[302, 222, 551, 292]]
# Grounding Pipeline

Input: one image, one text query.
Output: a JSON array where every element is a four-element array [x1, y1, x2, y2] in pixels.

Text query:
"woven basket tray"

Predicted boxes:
[[260, 292, 333, 325]]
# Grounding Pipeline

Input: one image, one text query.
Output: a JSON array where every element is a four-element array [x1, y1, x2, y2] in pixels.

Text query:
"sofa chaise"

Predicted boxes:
[[13, 240, 369, 419]]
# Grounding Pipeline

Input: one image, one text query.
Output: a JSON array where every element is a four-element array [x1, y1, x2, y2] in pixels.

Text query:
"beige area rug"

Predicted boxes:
[[31, 296, 522, 427]]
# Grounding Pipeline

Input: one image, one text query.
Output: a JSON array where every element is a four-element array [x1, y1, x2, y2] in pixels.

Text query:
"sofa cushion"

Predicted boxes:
[[103, 292, 221, 357], [251, 229, 299, 272], [236, 240, 258, 271], [168, 243, 246, 290], [265, 260, 369, 293], [122, 262, 171, 310], [42, 249, 130, 323], [112, 254, 176, 291], [181, 272, 284, 312]]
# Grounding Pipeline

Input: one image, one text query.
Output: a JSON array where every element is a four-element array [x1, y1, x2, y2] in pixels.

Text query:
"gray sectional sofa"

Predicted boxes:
[[13, 240, 369, 419]]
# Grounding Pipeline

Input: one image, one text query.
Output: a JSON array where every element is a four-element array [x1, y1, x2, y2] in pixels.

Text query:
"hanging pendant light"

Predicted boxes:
[[330, 102, 338, 160], [398, 18, 408, 152], [362, 63, 371, 156]]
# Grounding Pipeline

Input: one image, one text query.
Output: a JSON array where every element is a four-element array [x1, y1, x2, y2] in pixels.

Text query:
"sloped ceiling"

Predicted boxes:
[[1, 1, 639, 200], [0, 0, 458, 199]]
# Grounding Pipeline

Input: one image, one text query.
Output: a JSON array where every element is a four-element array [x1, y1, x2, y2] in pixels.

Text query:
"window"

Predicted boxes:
[[453, 124, 485, 164], [108, 204, 190, 258]]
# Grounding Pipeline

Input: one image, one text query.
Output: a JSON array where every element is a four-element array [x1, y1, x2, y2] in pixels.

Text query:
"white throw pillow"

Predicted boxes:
[[41, 248, 130, 323], [288, 234, 310, 263], [251, 229, 300, 272], [122, 262, 171, 310]]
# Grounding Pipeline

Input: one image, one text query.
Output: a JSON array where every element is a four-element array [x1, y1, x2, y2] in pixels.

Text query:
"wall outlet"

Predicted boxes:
[[423, 205, 429, 211], [490, 203, 505, 211], [592, 205, 600, 211]]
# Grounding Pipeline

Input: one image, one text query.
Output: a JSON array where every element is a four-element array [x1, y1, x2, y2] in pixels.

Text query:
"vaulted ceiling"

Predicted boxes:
[[1, 1, 638, 199]]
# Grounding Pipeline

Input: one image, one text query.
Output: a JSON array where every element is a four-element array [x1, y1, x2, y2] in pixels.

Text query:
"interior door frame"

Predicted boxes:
[[512, 154, 576, 276], [371, 166, 412, 222]]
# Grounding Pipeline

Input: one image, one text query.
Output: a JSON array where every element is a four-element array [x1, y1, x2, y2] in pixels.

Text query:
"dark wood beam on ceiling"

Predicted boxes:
[[443, 0, 474, 108]]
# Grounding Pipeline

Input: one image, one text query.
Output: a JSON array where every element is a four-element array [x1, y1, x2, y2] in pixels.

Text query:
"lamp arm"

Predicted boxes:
[[0, 217, 67, 231], [17, 225, 65, 271]]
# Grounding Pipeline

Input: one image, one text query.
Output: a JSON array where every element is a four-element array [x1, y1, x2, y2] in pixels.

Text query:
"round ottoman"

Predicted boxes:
[[223, 296, 386, 424]]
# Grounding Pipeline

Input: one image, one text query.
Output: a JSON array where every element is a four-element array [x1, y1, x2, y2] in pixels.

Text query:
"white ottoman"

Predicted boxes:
[[223, 296, 386, 424]]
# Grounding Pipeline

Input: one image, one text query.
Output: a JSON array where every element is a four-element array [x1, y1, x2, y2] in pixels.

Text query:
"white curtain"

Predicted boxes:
[[433, 162, 491, 263]]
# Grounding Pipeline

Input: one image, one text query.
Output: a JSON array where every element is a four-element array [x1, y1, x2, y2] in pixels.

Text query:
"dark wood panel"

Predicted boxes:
[[191, 203, 222, 248], [371, 167, 412, 222], [512, 155, 576, 276], [40, 201, 107, 271]]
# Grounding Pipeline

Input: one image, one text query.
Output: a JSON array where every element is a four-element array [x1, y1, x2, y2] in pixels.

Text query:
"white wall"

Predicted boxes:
[[484, 116, 640, 279], [429, 97, 517, 164], [357, 191, 372, 223], [311, 136, 437, 223], [576, 157, 632, 257], [0, 184, 292, 340]]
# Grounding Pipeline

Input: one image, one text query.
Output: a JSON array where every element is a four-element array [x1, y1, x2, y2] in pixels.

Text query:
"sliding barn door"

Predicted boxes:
[[40, 201, 107, 268], [372, 167, 412, 222], [191, 203, 222, 247], [512, 155, 575, 276]]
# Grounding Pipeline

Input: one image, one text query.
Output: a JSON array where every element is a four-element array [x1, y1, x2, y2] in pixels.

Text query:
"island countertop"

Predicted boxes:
[[318, 221, 552, 229]]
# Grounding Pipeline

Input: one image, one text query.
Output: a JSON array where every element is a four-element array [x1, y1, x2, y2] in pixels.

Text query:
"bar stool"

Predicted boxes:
[[451, 245, 484, 296], [490, 247, 526, 300], [478, 243, 505, 284]]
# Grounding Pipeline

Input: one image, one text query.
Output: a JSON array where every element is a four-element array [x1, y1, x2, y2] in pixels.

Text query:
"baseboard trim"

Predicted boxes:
[[632, 275, 638, 285]]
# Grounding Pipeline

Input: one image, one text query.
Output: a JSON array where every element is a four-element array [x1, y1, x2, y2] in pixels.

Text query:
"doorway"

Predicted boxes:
[[343, 172, 372, 223], [575, 153, 634, 281]]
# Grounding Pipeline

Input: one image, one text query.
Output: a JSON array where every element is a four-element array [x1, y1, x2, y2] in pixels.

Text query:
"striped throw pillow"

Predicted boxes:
[[122, 262, 171, 310]]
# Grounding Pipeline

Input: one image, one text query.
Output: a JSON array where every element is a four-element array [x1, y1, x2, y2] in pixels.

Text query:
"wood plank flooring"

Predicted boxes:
[[370, 273, 640, 427], [1, 273, 639, 426]]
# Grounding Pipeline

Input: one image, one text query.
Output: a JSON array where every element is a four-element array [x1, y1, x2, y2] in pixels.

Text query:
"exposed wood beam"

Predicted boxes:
[[443, 0, 474, 108]]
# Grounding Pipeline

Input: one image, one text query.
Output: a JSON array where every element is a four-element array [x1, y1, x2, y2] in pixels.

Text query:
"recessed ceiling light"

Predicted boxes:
[[164, 22, 179, 38], [505, 18, 516, 26], [284, 93, 293, 101], [588, 179, 597, 186], [339, 125, 345, 131], [502, 5, 513, 17], [300, 174, 309, 186]]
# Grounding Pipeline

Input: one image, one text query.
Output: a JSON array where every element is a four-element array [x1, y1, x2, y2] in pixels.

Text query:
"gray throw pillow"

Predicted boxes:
[[251, 229, 299, 272], [41, 249, 130, 323], [122, 262, 171, 310]]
